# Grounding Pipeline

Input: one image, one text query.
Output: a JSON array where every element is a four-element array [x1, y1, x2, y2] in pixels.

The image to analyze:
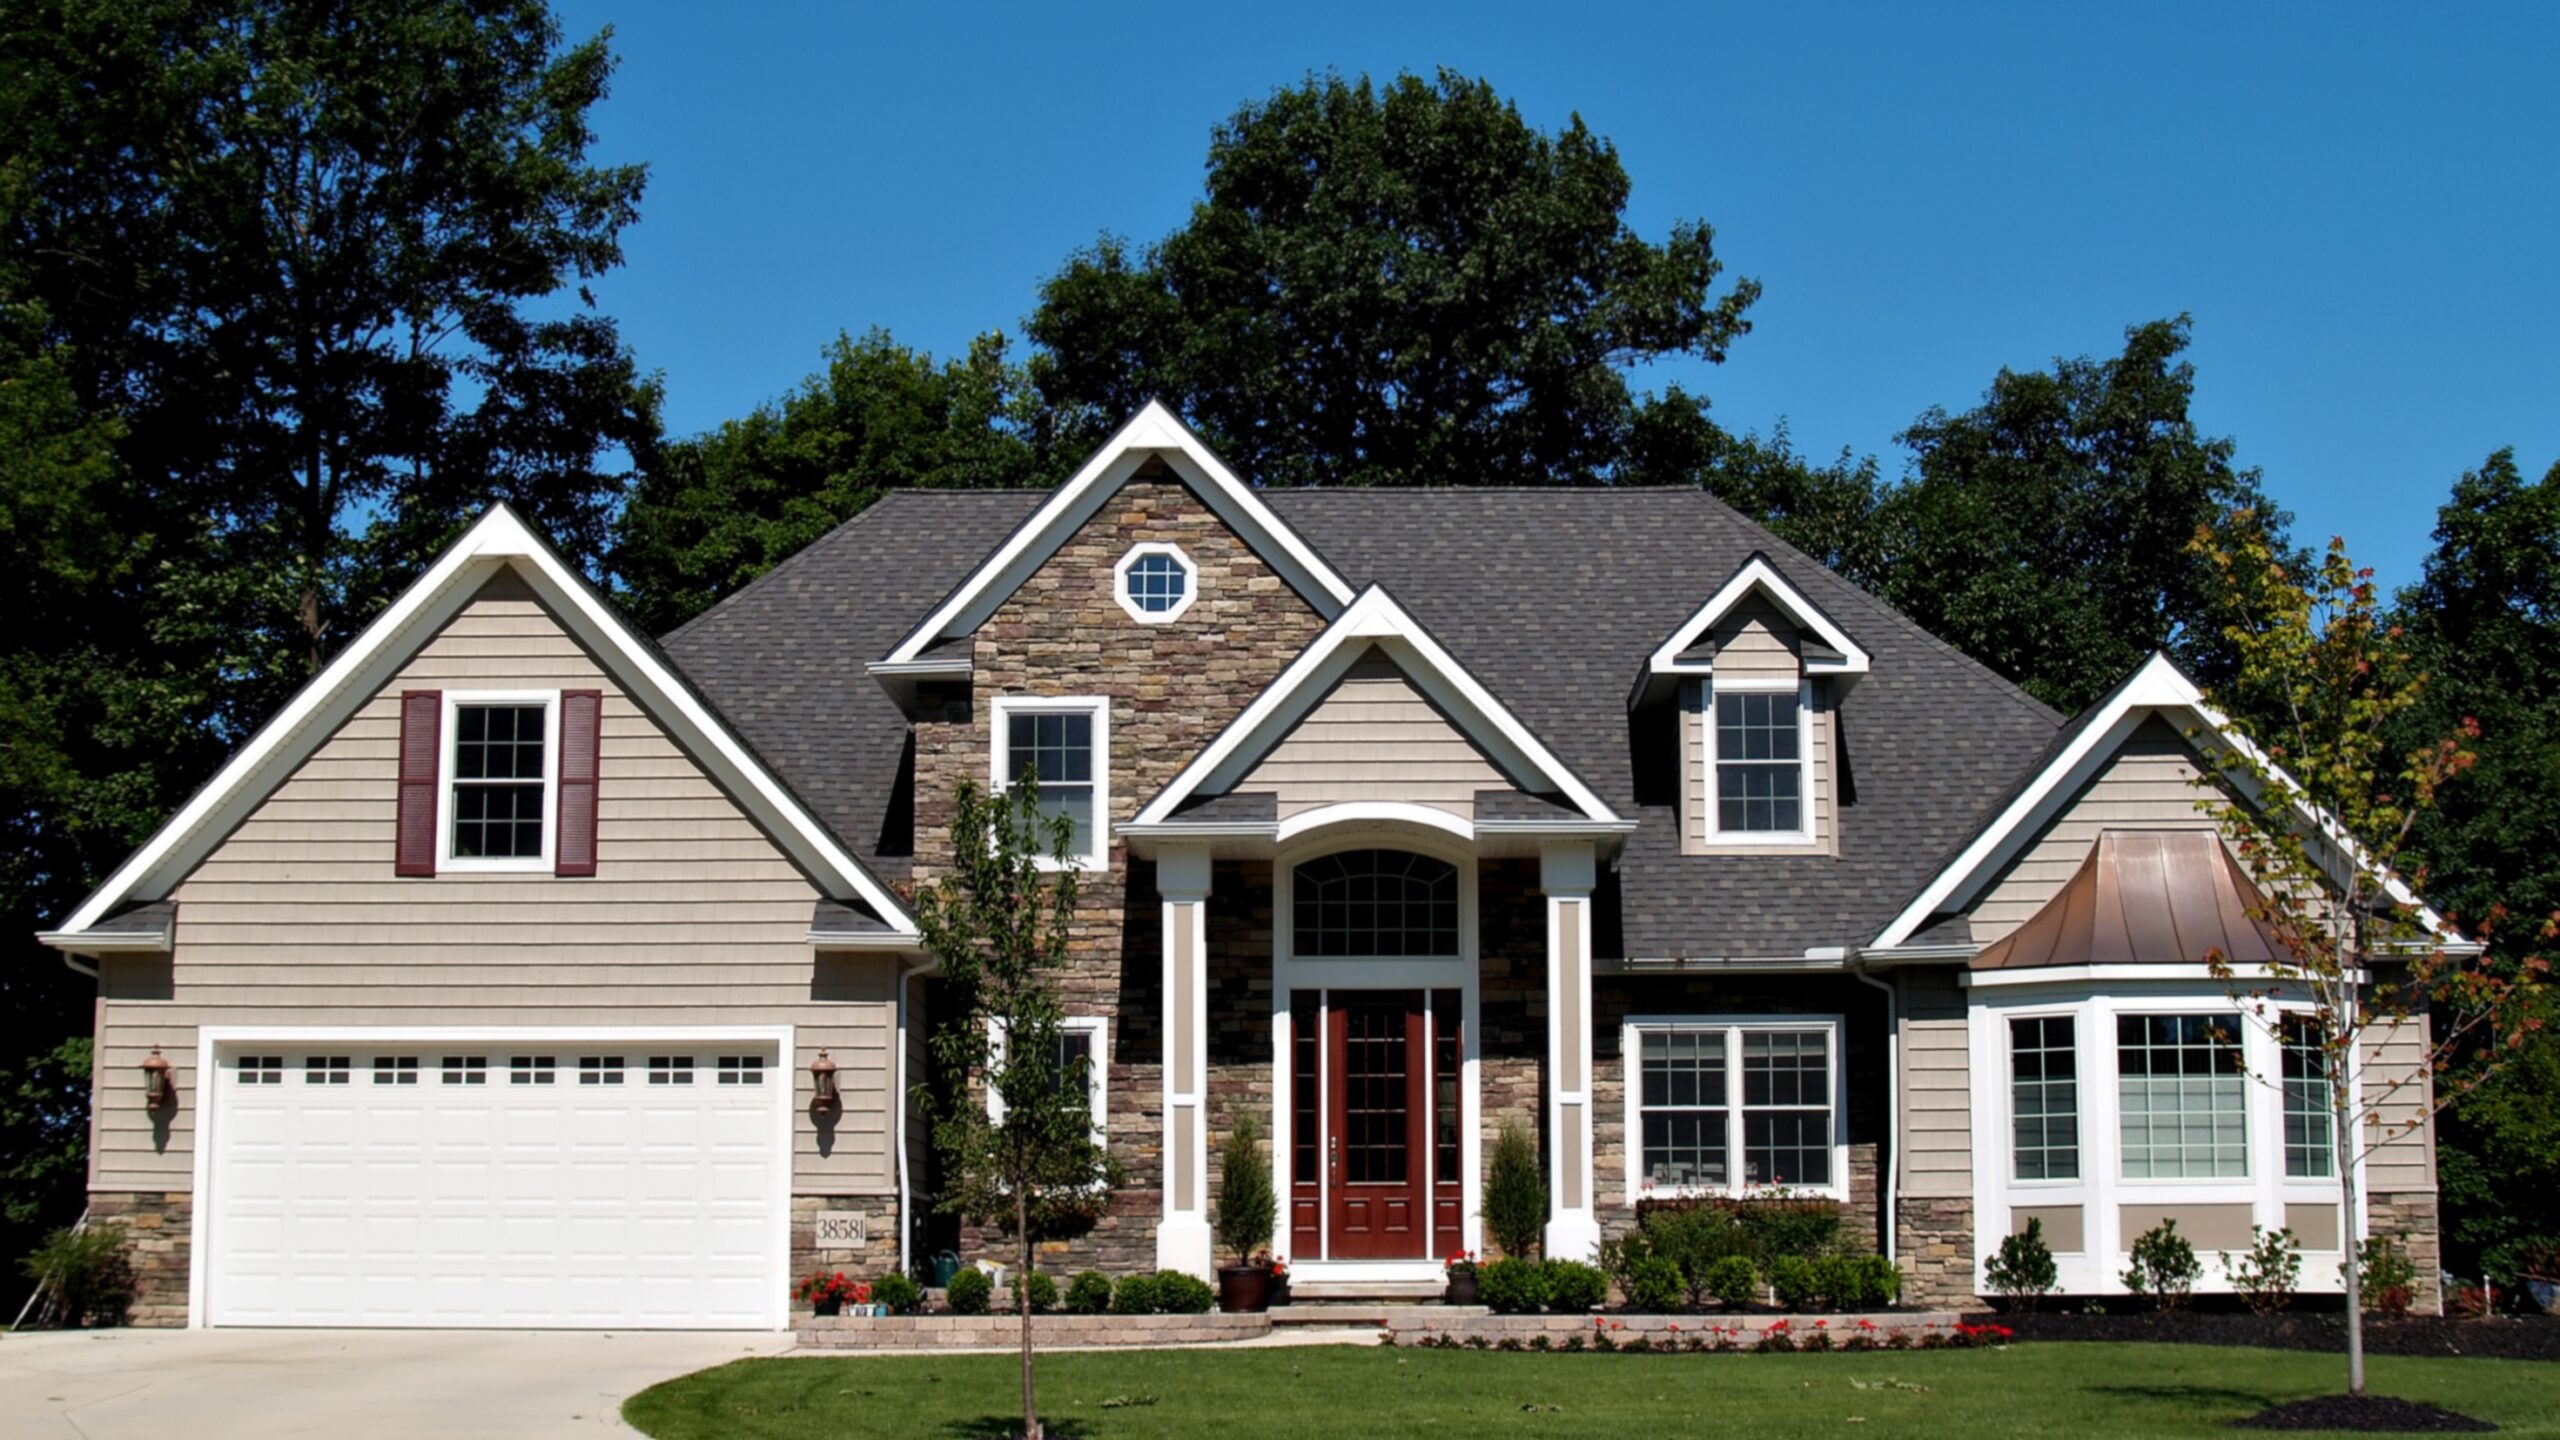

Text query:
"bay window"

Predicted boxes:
[[2009, 1015, 2080, 1181], [2116, 1014, 2248, 1179], [2281, 1017, 2336, 1179]]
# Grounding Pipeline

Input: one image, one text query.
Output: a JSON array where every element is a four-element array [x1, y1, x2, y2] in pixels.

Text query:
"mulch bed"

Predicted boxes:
[[1966, 1309, 2560, 1362], [2231, 1396, 2497, 1432]]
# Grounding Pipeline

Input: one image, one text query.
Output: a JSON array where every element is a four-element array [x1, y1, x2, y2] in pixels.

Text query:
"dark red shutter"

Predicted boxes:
[[395, 690, 441, 877], [555, 689, 602, 877]]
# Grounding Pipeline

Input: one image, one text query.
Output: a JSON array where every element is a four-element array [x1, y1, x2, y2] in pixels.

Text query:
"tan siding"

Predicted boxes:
[[96, 565, 900, 1196], [1899, 968, 1974, 1197], [1708, 598, 1802, 680], [1967, 714, 2220, 942], [1234, 646, 1510, 817], [2362, 1012, 2436, 1194]]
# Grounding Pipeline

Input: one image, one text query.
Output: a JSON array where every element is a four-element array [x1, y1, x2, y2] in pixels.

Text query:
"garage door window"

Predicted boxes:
[[441, 1055, 487, 1085], [372, 1056, 419, 1085], [305, 1056, 351, 1085], [509, 1055, 556, 1085], [579, 1055, 626, 1085], [718, 1055, 764, 1085], [239, 1055, 283, 1084], [649, 1055, 695, 1085]]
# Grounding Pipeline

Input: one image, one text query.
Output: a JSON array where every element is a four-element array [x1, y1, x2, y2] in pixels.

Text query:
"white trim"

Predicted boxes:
[[1874, 652, 2465, 951], [1646, 553, 1872, 679], [1135, 586, 1622, 828], [1113, 542, 1199, 625], [1156, 847, 1212, 1275], [882, 401, 1355, 665], [1966, 981, 2356, 1296], [990, 695, 1112, 872], [53, 505, 917, 942], [36, 929, 169, 955], [190, 1023, 794, 1331], [1699, 677, 1820, 849], [1272, 835, 1481, 1264], [1543, 845, 1600, 1261], [1276, 801, 1475, 846], [986, 1015, 1109, 1149], [434, 690, 560, 873], [1618, 1014, 1851, 1206]]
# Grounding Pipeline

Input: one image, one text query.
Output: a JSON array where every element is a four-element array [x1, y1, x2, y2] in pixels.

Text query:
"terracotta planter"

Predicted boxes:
[[1218, 1265, 1272, 1314], [1445, 1273, 1480, 1306]]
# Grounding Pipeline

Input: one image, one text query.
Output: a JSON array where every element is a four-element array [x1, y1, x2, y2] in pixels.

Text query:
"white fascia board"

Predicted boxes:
[[35, 928, 170, 955], [1646, 554, 1873, 678], [879, 401, 1356, 666], [1132, 586, 1622, 827], [55, 505, 917, 941], [1874, 651, 2465, 951]]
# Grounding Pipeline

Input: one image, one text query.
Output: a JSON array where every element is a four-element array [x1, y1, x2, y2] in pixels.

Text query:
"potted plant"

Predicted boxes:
[[1443, 1251, 1480, 1306], [1212, 1116, 1278, 1313], [1266, 1253, 1290, 1307], [795, 1270, 865, 1317]]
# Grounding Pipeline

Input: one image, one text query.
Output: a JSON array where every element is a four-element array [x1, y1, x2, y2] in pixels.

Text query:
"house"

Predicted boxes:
[[38, 403, 2460, 1329]]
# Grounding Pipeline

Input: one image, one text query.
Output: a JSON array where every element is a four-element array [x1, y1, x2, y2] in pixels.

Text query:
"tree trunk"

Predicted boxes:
[[2338, 1079, 2365, 1397], [1017, 1188, 1039, 1440]]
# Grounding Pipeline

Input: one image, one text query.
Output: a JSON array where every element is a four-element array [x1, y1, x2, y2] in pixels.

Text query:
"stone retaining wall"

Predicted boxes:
[[796, 1311, 1273, 1349], [1382, 1308, 1963, 1347], [85, 1191, 190, 1327]]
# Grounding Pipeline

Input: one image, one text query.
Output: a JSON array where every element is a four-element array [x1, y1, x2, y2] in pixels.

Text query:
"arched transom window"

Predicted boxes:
[[1292, 849, 1460, 957]]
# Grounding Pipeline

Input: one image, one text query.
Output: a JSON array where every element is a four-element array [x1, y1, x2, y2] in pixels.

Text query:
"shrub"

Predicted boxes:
[[1733, 1199, 1843, 1268], [1623, 1254, 1684, 1312], [1816, 1254, 1900, 1310], [1767, 1254, 1819, 1311], [1545, 1259, 1607, 1312], [1211, 1114, 1277, 1268], [946, 1266, 993, 1315], [1064, 1271, 1113, 1314], [1478, 1257, 1551, 1314], [1810, 1254, 1855, 1311], [1596, 1231, 1656, 1304], [2225, 1227, 2302, 1316], [16, 1223, 132, 1328], [1985, 1217, 2060, 1311], [2123, 1220, 2202, 1310], [2355, 1236, 2418, 1316], [1641, 1207, 1748, 1303], [873, 1271, 922, 1315], [1705, 1254, 1759, 1309], [1110, 1272, 1163, 1315], [1485, 1124, 1546, 1259], [1153, 1270, 1216, 1315], [1019, 1270, 1059, 1313]]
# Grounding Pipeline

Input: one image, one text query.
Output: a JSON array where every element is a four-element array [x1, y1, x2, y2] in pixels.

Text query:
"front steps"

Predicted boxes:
[[1271, 1301, 1484, 1327]]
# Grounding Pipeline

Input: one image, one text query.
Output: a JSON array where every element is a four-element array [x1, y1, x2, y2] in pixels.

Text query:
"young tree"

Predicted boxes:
[[916, 776, 1118, 1440], [2189, 518, 2548, 1396]]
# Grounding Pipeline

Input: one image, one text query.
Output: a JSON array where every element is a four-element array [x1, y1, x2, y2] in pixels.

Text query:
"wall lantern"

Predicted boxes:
[[140, 1045, 174, 1111], [809, 1049, 841, 1114]]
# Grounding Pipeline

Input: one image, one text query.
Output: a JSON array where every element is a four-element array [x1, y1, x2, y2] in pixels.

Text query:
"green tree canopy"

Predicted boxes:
[[612, 329, 1052, 634], [1870, 317, 2289, 711], [1025, 69, 1760, 489]]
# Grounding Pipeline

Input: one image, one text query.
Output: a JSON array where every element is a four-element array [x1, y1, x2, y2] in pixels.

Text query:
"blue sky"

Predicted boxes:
[[553, 1, 2557, 593]]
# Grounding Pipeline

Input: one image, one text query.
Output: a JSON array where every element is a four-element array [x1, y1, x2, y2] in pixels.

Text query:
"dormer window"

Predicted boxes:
[[1704, 680, 1816, 845], [1114, 543, 1196, 624]]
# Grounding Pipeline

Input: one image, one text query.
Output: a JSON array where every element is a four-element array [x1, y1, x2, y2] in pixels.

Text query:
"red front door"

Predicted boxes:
[[1326, 992, 1428, 1259]]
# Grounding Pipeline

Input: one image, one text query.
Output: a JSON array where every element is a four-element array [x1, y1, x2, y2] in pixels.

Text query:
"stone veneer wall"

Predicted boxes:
[[914, 471, 1328, 1276], [1478, 859, 1547, 1256], [788, 1194, 905, 1320], [86, 1190, 190, 1327], [1895, 1196, 1978, 1308], [1590, 974, 1891, 1255], [2370, 1191, 2444, 1316]]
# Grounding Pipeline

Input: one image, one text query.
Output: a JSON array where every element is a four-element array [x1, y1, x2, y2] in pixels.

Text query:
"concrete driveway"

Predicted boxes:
[[0, 1327, 791, 1439]]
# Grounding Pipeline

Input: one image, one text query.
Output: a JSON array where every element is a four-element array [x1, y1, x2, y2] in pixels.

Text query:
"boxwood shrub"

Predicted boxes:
[[1705, 1254, 1759, 1309], [1478, 1256, 1550, 1314], [1152, 1270, 1216, 1315], [1109, 1272, 1164, 1315], [1623, 1254, 1685, 1312], [1064, 1271, 1113, 1314], [872, 1271, 922, 1315], [1544, 1259, 1607, 1312], [946, 1267, 993, 1315]]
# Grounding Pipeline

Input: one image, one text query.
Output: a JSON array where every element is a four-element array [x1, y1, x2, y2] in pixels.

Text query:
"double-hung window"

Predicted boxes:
[[2116, 1014, 2248, 1178], [991, 696, 1108, 871], [987, 1016, 1108, 1151], [1627, 1017, 1843, 1197], [2009, 1016, 2080, 1181], [440, 691, 557, 868], [1704, 681, 1814, 843], [2280, 1016, 2336, 1179]]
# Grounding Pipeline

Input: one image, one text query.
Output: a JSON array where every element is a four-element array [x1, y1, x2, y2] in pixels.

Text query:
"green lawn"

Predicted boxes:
[[623, 1341, 2560, 1439]]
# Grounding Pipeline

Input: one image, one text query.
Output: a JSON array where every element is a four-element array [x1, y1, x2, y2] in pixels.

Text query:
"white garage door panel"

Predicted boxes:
[[207, 1040, 784, 1329]]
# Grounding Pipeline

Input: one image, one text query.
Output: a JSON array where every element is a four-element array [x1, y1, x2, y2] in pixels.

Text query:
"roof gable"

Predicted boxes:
[[1134, 585, 1623, 830], [45, 506, 916, 947], [877, 402, 1356, 669], [1635, 552, 1872, 707], [1872, 651, 2469, 953]]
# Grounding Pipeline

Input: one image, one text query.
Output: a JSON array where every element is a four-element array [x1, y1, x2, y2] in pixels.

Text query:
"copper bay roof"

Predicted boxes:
[[1971, 829, 2289, 971]]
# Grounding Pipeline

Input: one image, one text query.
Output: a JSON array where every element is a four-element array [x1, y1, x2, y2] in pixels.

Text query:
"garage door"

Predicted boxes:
[[205, 1036, 787, 1328]]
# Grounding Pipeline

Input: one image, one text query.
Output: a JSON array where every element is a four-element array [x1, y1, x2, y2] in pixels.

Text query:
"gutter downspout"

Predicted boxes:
[[1850, 956, 1898, 1265], [893, 957, 917, 1278]]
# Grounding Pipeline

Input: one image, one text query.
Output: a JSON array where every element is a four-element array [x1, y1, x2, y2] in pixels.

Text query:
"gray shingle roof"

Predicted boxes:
[[664, 485, 2063, 956]]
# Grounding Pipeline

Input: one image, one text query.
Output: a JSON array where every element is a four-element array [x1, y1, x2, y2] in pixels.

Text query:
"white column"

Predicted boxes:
[[1155, 844, 1214, 1278], [1541, 840, 1601, 1262]]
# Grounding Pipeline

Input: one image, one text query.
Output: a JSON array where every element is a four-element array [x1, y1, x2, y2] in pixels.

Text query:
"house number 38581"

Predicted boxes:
[[814, 1212, 867, 1249]]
